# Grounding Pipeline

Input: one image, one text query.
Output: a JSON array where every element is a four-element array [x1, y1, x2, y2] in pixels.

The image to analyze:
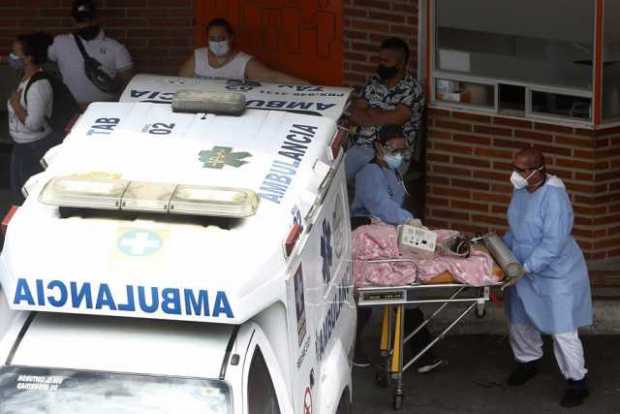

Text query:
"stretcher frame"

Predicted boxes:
[[357, 282, 500, 410]]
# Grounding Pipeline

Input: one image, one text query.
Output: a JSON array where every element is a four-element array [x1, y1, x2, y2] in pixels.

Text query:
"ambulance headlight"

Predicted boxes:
[[170, 185, 259, 218], [39, 176, 129, 210]]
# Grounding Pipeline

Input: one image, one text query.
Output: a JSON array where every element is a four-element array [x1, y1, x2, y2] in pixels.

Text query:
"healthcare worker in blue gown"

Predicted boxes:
[[349, 134, 443, 374], [503, 148, 592, 408]]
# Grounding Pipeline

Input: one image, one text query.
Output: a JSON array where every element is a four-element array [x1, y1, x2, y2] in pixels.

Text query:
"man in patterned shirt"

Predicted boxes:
[[345, 37, 425, 181]]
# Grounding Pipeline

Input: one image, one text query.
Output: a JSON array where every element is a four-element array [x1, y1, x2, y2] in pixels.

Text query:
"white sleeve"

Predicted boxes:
[[48, 36, 59, 62], [24, 80, 53, 132], [114, 43, 133, 72]]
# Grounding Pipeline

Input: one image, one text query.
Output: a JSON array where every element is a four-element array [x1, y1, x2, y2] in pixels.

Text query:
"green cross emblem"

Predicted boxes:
[[199, 146, 252, 169]]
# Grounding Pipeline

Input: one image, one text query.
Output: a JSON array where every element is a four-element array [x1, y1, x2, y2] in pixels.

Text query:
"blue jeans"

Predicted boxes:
[[10, 138, 52, 203], [345, 144, 375, 182]]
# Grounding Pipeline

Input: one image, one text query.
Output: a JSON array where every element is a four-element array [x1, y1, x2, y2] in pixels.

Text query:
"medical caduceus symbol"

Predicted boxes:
[[199, 146, 251, 169], [320, 219, 333, 285]]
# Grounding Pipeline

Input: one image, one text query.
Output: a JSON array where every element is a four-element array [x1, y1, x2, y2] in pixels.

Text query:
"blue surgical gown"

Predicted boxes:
[[350, 162, 413, 225], [503, 176, 592, 334]]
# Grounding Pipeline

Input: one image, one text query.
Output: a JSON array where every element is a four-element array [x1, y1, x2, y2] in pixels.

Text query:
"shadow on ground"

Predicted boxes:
[[352, 335, 620, 413]]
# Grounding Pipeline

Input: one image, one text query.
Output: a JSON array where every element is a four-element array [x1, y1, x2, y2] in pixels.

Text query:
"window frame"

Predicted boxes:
[[424, 0, 608, 129]]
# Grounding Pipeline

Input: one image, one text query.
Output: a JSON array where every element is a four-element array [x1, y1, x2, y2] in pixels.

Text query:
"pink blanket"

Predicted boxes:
[[352, 224, 501, 288]]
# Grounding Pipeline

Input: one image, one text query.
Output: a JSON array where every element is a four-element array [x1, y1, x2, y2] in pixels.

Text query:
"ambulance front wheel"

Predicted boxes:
[[336, 389, 351, 414]]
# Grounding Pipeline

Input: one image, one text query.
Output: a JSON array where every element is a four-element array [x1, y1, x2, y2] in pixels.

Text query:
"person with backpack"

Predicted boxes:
[[48, 0, 133, 110], [7, 32, 80, 202], [7, 32, 57, 203]]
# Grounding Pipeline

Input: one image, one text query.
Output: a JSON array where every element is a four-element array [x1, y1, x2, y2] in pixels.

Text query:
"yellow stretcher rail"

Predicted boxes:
[[357, 282, 499, 411]]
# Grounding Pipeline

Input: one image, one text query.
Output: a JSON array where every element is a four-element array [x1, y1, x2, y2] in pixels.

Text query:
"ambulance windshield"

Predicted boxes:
[[0, 366, 231, 414]]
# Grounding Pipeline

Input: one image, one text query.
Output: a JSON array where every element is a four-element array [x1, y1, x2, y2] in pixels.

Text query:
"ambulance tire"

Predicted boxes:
[[336, 388, 351, 414]]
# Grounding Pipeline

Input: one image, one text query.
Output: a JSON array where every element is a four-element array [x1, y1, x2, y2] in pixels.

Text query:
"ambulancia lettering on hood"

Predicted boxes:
[[11, 277, 234, 320], [259, 123, 318, 204], [119, 74, 352, 121]]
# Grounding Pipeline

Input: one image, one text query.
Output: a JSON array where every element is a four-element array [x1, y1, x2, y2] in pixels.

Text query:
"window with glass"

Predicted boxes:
[[430, 0, 612, 125], [603, 0, 620, 122], [0, 366, 232, 414]]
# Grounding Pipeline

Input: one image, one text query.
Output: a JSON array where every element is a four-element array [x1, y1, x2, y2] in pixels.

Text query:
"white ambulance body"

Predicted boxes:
[[0, 77, 355, 413]]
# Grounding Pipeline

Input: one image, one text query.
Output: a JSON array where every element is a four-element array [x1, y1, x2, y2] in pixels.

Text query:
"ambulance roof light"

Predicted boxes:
[[39, 176, 128, 210], [172, 89, 246, 116], [39, 176, 259, 218], [170, 185, 259, 218]]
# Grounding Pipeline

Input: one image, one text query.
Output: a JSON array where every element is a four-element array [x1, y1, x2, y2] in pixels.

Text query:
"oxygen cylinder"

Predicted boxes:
[[483, 233, 524, 279]]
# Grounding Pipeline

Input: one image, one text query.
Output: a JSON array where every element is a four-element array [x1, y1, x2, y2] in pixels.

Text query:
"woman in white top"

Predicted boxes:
[[178, 18, 306, 84], [7, 32, 54, 202]]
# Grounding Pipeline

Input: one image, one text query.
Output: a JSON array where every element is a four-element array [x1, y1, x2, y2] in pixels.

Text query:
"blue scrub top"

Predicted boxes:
[[503, 175, 592, 334], [350, 162, 413, 225]]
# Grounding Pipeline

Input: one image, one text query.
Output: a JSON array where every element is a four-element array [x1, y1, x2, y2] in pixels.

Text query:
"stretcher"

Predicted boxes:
[[357, 280, 503, 410]]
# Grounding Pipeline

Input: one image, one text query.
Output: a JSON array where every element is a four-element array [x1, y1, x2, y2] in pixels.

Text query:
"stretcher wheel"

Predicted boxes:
[[375, 371, 389, 388], [475, 303, 486, 318], [393, 393, 404, 410]]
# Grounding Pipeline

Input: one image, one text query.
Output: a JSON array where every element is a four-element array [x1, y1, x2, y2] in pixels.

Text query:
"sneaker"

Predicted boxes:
[[507, 360, 539, 386], [560, 378, 589, 408], [416, 358, 444, 374], [353, 349, 371, 368]]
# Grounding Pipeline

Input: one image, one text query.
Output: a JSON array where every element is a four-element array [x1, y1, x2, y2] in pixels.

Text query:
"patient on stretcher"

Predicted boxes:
[[352, 223, 505, 288]]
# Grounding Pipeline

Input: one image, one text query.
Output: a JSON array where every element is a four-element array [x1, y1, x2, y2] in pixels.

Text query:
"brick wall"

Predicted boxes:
[[0, 0, 195, 76], [343, 0, 419, 88], [425, 108, 620, 265], [1, 0, 418, 86]]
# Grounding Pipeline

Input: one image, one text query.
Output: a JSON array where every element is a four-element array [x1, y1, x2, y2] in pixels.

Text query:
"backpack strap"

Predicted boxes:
[[73, 34, 90, 61], [23, 71, 49, 108]]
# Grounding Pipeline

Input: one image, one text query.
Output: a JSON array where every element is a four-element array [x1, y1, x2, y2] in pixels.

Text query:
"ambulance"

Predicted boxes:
[[0, 76, 356, 413]]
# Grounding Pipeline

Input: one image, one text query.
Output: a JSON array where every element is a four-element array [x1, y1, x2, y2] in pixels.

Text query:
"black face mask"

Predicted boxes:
[[77, 24, 100, 41], [377, 64, 399, 81]]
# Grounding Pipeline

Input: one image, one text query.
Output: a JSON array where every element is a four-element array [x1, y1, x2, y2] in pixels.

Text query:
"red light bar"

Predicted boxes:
[[284, 223, 303, 258], [329, 128, 347, 160]]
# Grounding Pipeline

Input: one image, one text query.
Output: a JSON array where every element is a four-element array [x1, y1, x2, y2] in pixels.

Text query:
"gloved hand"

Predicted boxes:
[[501, 265, 526, 290]]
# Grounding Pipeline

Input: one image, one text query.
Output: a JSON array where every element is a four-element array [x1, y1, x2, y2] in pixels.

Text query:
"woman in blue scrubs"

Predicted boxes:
[[350, 135, 442, 374], [503, 148, 592, 408]]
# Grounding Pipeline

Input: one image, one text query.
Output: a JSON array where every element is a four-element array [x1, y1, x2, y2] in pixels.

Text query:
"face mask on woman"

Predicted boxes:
[[510, 167, 542, 189], [8, 53, 24, 71], [384, 152, 404, 170], [209, 40, 230, 57]]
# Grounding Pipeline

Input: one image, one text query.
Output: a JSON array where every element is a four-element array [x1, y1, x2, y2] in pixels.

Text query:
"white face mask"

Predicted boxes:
[[510, 168, 541, 190], [209, 40, 230, 57], [383, 152, 404, 170]]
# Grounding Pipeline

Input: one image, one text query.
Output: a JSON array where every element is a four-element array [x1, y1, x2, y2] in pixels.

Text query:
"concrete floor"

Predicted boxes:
[[352, 335, 620, 413]]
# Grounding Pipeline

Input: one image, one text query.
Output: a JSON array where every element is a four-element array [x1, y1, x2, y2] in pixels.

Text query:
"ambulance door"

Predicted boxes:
[[284, 258, 317, 414], [243, 328, 292, 414], [300, 160, 355, 413]]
